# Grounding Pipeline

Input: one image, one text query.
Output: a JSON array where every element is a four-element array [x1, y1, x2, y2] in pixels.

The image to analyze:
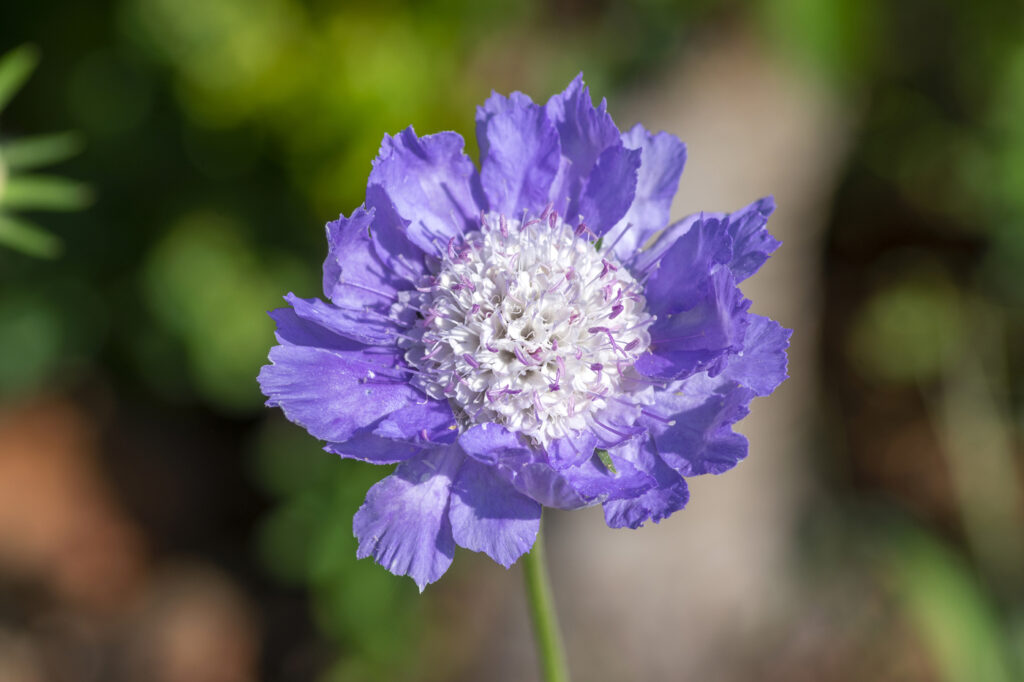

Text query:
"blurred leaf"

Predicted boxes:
[[249, 415, 338, 499], [848, 271, 963, 384], [143, 210, 313, 411], [0, 44, 39, 113], [0, 293, 63, 395], [883, 522, 1017, 682], [0, 132, 84, 169], [0, 214, 61, 258], [758, 0, 878, 84], [0, 174, 93, 211]]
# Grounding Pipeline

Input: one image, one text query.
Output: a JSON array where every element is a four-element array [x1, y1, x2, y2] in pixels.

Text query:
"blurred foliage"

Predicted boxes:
[[2, 0, 1024, 679], [0, 44, 90, 258]]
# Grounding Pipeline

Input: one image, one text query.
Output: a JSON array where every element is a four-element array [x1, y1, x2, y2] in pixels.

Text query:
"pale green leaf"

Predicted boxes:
[[0, 214, 61, 258], [0, 45, 40, 113], [1, 132, 84, 169], [1, 174, 93, 211]]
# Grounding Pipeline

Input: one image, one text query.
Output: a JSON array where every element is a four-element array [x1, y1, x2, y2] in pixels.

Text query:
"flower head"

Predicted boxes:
[[259, 75, 790, 590]]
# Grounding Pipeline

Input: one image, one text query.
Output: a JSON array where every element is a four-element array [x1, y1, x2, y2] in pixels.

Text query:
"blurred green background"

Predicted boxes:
[[1, 1, 1022, 681]]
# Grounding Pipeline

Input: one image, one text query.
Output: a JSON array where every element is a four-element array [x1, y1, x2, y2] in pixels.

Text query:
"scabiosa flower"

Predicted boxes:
[[258, 75, 790, 590]]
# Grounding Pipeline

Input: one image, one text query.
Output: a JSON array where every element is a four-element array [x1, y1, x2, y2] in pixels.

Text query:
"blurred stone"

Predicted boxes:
[[0, 398, 147, 612], [119, 563, 260, 682]]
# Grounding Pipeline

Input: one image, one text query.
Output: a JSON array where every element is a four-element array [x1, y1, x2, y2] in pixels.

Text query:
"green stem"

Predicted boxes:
[[523, 522, 571, 682]]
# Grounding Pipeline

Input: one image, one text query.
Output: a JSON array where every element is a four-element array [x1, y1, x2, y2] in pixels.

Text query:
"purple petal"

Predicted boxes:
[[284, 293, 401, 346], [353, 447, 462, 591], [636, 268, 750, 380], [368, 127, 481, 257], [476, 91, 561, 217], [642, 215, 733, 315], [364, 184, 430, 285], [546, 429, 598, 470], [449, 458, 541, 567], [258, 345, 423, 442], [268, 307, 365, 352], [721, 314, 791, 396], [372, 399, 459, 445], [458, 422, 534, 466], [510, 463, 588, 510], [325, 433, 425, 464], [644, 374, 755, 476], [603, 451, 689, 529], [323, 206, 408, 306], [458, 423, 588, 509], [727, 196, 779, 282], [605, 125, 687, 260], [560, 438, 655, 503], [545, 74, 622, 216], [577, 143, 642, 235]]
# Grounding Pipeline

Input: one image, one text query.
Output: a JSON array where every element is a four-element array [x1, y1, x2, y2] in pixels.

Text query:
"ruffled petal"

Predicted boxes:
[[726, 196, 779, 282], [545, 429, 598, 470], [642, 215, 733, 316], [449, 457, 541, 567], [268, 307, 365, 352], [364, 184, 430, 285], [577, 143, 642, 235], [458, 422, 533, 466], [721, 313, 791, 396], [603, 450, 689, 529], [476, 91, 561, 218], [559, 438, 655, 504], [368, 127, 482, 257], [457, 423, 588, 509], [371, 399, 459, 445], [545, 74, 622, 217], [353, 446, 462, 591], [325, 433, 425, 464], [323, 206, 411, 306], [284, 293, 403, 346], [636, 268, 750, 380], [258, 345, 423, 442], [644, 373, 755, 476], [605, 125, 687, 261]]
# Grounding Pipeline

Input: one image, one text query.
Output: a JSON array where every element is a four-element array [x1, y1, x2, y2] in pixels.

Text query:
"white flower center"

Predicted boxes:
[[406, 212, 653, 446]]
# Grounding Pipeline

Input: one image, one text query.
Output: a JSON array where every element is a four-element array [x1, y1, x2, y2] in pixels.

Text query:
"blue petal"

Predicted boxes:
[[642, 214, 733, 316], [325, 433, 425, 464], [458, 423, 587, 509], [644, 374, 755, 476], [364, 184, 430, 285], [559, 438, 655, 504], [372, 399, 459, 445], [545, 429, 598, 470], [284, 293, 402, 346], [268, 307, 365, 352], [353, 447, 462, 591], [258, 345, 423, 442], [323, 206, 410, 306], [605, 125, 687, 261], [577, 143, 642, 235], [721, 313, 791, 396], [603, 450, 689, 529], [545, 74, 622, 217], [458, 422, 534, 466], [368, 127, 482, 257], [449, 458, 541, 567], [636, 268, 750, 380], [726, 197, 779, 282], [476, 91, 561, 218]]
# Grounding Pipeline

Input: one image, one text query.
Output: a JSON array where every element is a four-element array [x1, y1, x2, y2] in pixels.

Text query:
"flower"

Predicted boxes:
[[258, 74, 790, 590]]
